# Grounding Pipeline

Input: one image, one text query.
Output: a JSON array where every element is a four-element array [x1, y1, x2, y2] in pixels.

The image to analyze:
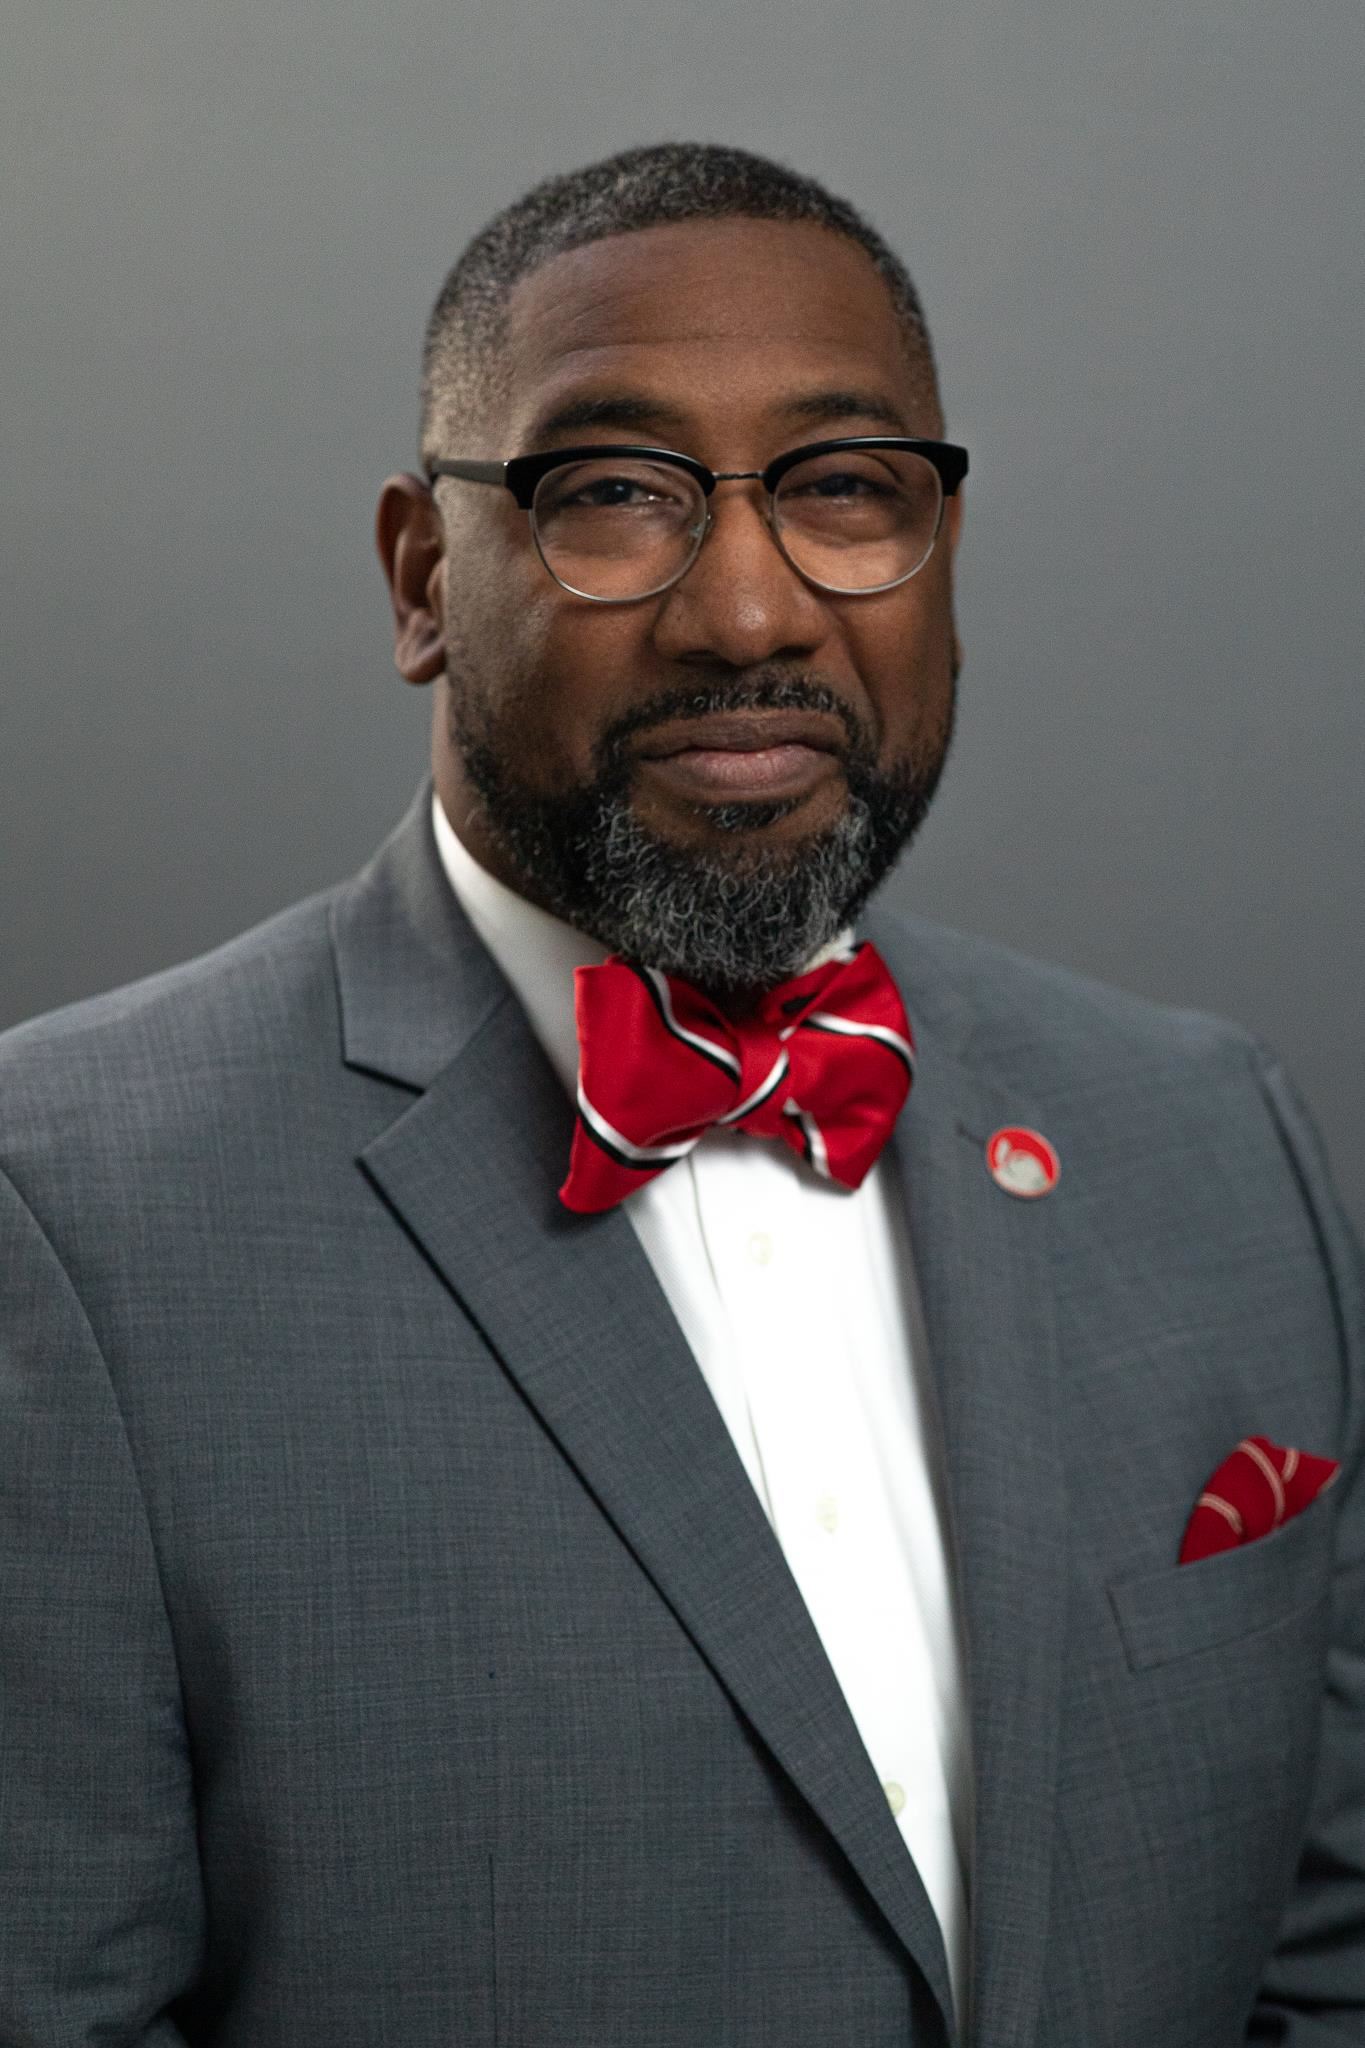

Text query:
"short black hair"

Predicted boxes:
[[420, 141, 942, 462]]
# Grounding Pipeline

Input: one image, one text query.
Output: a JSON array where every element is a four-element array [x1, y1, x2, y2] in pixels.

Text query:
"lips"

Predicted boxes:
[[632, 710, 847, 761], [632, 709, 847, 806]]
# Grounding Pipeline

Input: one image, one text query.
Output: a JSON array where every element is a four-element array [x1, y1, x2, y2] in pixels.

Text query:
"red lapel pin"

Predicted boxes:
[[987, 1126, 1060, 1198]]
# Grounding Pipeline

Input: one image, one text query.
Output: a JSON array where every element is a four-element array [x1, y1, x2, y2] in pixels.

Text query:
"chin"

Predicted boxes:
[[645, 785, 848, 848]]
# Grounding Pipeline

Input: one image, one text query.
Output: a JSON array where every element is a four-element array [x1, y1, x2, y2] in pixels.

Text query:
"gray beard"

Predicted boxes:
[[451, 672, 952, 1004]]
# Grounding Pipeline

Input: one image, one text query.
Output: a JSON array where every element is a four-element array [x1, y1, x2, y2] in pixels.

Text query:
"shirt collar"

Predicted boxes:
[[431, 791, 606, 1098]]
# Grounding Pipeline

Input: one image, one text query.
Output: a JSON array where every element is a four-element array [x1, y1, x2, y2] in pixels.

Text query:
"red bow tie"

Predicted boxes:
[[558, 941, 915, 1214]]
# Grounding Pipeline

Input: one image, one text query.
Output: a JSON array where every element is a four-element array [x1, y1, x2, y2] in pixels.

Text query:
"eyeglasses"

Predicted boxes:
[[426, 436, 969, 604]]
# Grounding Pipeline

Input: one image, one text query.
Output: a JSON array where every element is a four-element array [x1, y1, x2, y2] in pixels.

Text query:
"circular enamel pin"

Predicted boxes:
[[986, 1126, 1060, 1199]]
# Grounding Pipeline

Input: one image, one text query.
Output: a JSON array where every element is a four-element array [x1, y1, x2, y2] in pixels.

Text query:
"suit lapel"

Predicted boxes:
[[334, 792, 958, 2039], [872, 912, 1068, 2048]]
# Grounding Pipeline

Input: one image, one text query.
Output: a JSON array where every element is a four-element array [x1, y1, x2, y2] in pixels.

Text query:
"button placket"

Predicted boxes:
[[643, 1133, 969, 2027]]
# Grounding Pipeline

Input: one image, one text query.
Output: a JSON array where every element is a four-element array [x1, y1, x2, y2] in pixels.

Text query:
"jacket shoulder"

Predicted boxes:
[[0, 886, 345, 1173], [870, 906, 1263, 1088]]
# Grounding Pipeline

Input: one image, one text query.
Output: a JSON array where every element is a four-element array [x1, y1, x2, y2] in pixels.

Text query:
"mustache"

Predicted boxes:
[[592, 669, 871, 771]]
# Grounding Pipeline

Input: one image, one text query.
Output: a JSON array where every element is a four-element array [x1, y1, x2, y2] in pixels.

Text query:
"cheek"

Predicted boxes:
[[449, 521, 548, 644], [845, 592, 955, 759], [447, 536, 555, 702], [515, 608, 656, 763], [448, 563, 651, 787]]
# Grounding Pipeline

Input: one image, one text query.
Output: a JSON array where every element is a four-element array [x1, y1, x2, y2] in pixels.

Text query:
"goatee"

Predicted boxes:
[[451, 669, 954, 1004]]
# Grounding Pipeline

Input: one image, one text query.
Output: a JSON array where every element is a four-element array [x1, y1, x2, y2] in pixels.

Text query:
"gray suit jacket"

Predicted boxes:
[[2, 785, 1363, 2047]]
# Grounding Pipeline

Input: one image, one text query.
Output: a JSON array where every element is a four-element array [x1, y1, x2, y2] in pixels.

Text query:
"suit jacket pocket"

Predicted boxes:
[[1108, 1494, 1335, 1674]]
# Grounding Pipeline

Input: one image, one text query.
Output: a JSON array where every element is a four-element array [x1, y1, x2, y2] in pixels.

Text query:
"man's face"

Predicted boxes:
[[381, 216, 964, 998]]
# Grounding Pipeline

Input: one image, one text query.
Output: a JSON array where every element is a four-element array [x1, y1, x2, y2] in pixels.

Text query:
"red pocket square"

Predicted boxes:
[[1180, 1436, 1340, 1564]]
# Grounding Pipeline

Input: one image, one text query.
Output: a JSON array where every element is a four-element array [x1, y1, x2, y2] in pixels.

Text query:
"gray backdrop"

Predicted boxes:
[[4, 0, 1362, 1230]]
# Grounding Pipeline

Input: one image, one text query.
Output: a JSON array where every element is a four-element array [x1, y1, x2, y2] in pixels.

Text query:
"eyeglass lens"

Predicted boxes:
[[530, 448, 945, 601]]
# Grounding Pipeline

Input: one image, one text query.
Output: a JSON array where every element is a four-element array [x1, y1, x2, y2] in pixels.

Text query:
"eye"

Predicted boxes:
[[561, 474, 670, 509], [792, 468, 895, 501], [535, 458, 698, 525]]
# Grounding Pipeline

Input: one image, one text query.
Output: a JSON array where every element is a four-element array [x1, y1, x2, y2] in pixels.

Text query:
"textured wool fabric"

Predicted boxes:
[[1, 783, 1363, 2048], [560, 942, 914, 1212]]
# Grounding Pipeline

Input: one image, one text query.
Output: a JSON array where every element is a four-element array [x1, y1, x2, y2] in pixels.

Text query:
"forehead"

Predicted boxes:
[[499, 217, 929, 448]]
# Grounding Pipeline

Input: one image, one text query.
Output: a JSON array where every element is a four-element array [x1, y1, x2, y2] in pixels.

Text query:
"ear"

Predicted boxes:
[[375, 473, 447, 685]]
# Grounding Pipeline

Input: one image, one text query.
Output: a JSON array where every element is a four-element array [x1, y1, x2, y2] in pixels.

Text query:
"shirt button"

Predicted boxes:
[[815, 1494, 839, 1533], [747, 1231, 774, 1266], [883, 1780, 906, 1817]]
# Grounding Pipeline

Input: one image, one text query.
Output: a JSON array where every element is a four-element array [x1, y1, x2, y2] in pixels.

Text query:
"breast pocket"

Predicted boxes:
[[1107, 1494, 1336, 1674]]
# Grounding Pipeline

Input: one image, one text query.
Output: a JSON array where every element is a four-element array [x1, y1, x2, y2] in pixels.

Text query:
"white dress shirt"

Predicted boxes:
[[431, 793, 973, 2024]]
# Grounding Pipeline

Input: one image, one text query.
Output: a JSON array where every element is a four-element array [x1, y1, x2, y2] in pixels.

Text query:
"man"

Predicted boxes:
[[1, 142, 1362, 2047]]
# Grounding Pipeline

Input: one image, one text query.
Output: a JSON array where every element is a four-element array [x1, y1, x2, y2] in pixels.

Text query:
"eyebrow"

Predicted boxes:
[[778, 388, 913, 435], [525, 385, 915, 450], [527, 393, 691, 444]]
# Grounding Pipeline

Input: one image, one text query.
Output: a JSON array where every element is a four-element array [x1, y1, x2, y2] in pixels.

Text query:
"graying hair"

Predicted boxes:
[[420, 141, 942, 461], [448, 669, 948, 1003]]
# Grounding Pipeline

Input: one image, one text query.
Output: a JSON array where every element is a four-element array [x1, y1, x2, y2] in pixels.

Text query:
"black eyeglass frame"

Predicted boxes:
[[426, 435, 969, 510], [426, 435, 969, 602]]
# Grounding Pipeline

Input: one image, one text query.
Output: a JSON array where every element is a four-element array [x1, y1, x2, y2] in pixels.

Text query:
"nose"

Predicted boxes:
[[650, 478, 828, 669]]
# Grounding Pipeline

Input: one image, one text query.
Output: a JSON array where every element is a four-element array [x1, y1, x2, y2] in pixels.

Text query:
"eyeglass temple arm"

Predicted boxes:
[[427, 459, 506, 487]]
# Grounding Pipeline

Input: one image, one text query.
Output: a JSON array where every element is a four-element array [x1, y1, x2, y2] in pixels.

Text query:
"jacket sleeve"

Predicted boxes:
[[0, 1163, 202, 2044], [1246, 1053, 1365, 2045]]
